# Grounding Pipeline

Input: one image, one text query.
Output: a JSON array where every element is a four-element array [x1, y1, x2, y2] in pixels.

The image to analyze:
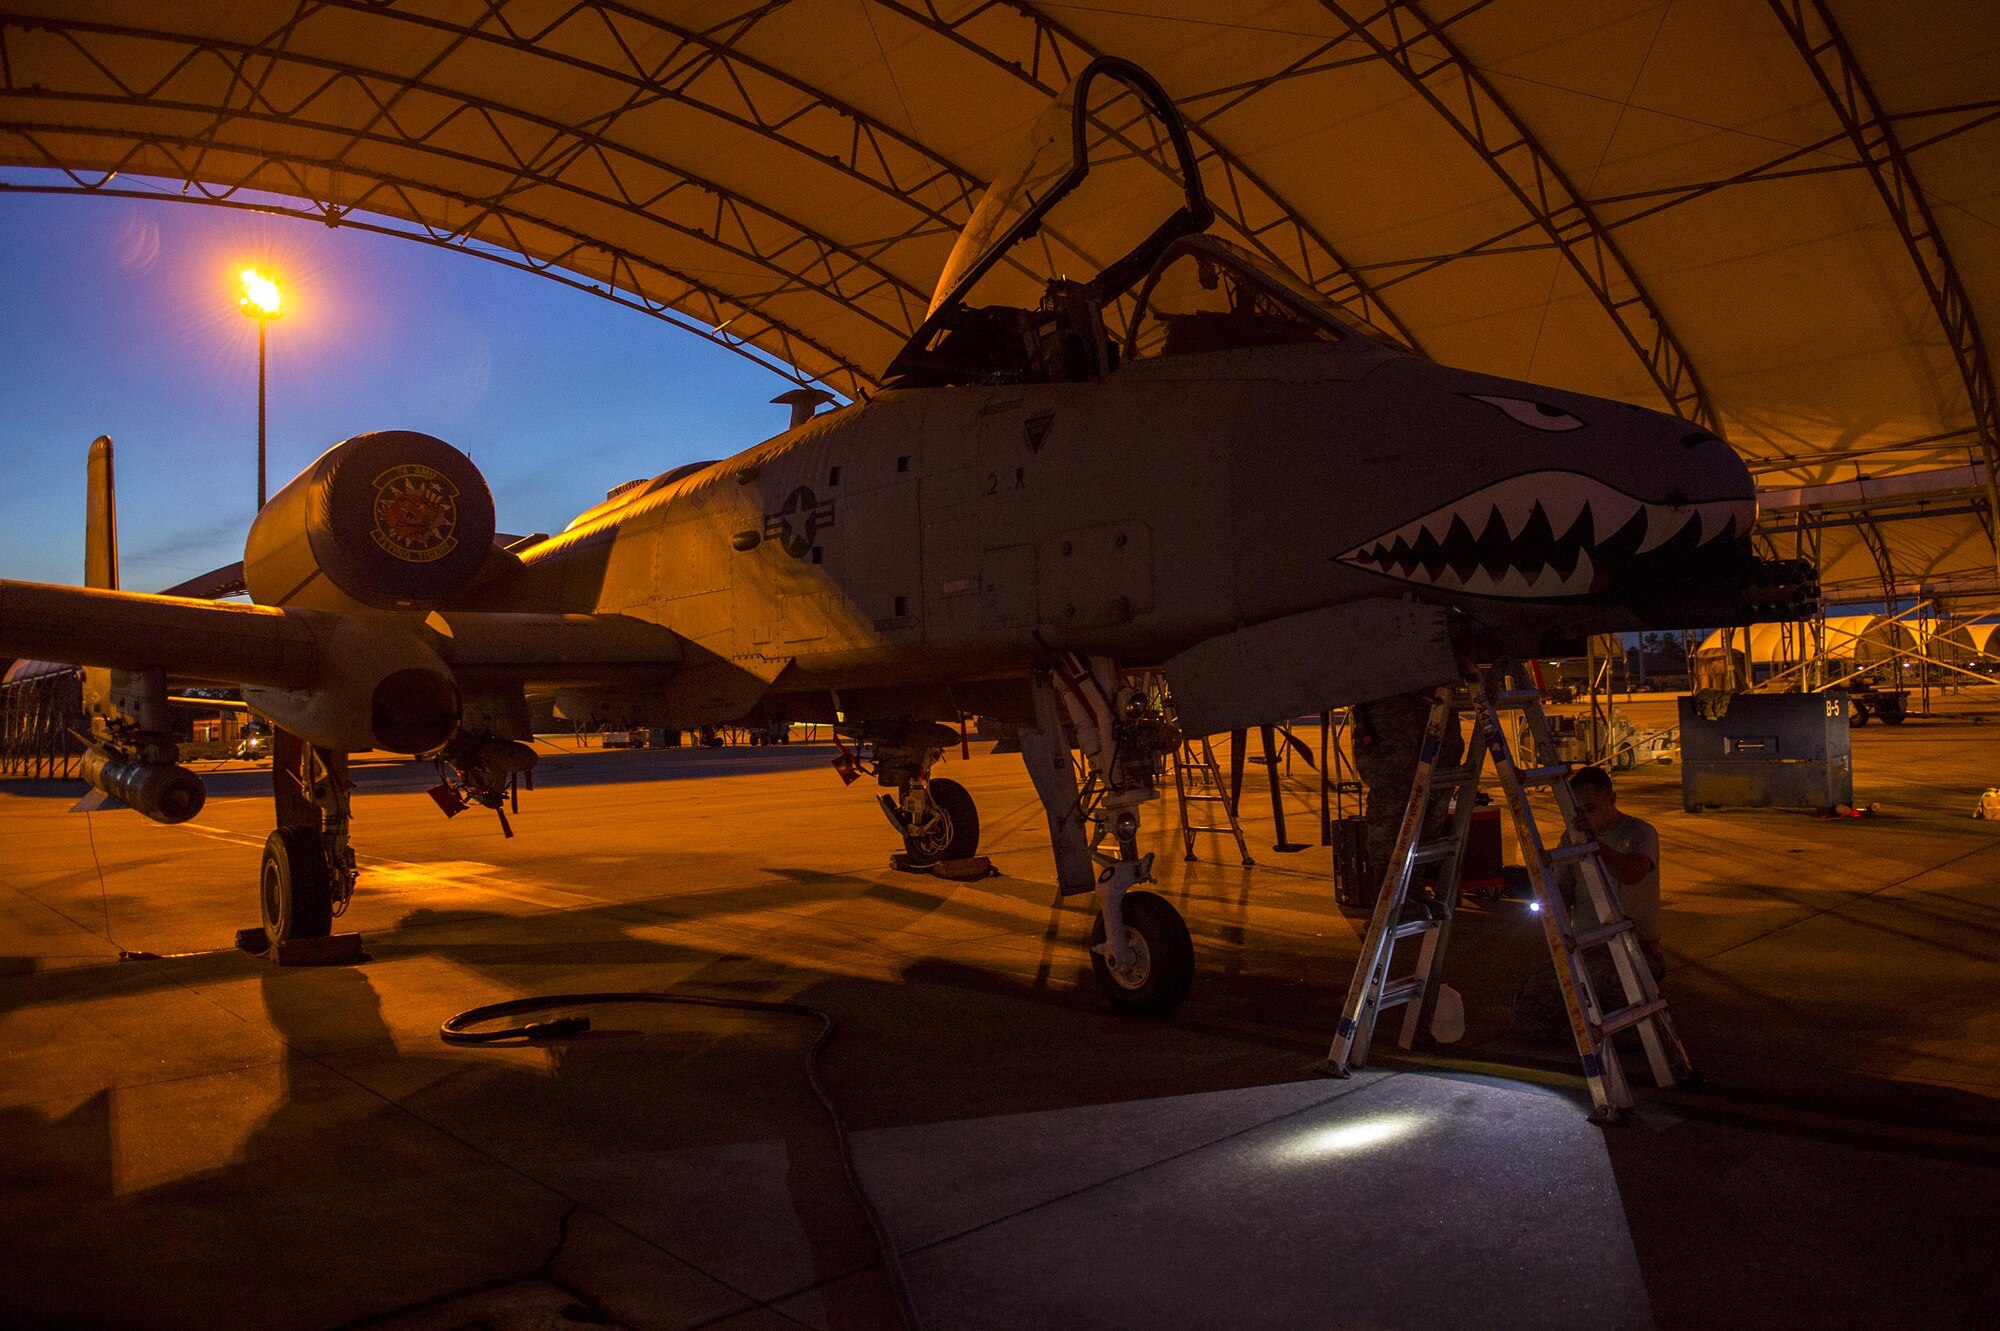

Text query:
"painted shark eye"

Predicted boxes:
[[1467, 394, 1585, 432]]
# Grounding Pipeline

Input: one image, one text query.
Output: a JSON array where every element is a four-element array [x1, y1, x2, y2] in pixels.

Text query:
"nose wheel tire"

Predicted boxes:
[[902, 777, 980, 865], [261, 826, 334, 943], [1089, 889, 1194, 1017]]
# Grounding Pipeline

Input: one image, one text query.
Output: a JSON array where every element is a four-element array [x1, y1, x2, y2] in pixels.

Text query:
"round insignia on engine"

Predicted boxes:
[[369, 464, 461, 563]]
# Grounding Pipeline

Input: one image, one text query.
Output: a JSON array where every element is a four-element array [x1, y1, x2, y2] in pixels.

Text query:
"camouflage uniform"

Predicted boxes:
[[1351, 688, 1464, 886]]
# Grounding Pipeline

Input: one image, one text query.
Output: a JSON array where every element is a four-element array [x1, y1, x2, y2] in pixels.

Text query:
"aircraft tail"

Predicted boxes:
[[86, 435, 118, 591]]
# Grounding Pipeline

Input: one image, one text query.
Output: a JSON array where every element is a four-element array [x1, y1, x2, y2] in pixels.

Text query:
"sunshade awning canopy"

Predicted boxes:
[[3, 2, 1998, 598]]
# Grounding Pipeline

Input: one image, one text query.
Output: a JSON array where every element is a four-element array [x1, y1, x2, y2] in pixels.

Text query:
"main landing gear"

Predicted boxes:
[[1023, 654, 1194, 1016], [255, 727, 538, 952], [261, 730, 357, 945]]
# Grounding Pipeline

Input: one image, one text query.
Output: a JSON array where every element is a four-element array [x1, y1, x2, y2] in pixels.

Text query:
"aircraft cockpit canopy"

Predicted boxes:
[[883, 57, 1212, 389], [1125, 235, 1406, 362]]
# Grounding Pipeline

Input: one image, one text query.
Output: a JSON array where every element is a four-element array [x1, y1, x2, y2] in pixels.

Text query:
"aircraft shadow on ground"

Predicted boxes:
[[6, 855, 1999, 1330]]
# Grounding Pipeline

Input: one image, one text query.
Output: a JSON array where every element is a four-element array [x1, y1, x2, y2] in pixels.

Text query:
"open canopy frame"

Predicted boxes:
[[3, 1, 1998, 594]]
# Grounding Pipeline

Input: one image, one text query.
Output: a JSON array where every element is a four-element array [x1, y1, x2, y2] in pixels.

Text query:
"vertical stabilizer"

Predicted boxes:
[[86, 435, 119, 591]]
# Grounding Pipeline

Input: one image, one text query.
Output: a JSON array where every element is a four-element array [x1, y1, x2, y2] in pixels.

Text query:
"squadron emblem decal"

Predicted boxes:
[[369, 464, 461, 563], [763, 485, 837, 559]]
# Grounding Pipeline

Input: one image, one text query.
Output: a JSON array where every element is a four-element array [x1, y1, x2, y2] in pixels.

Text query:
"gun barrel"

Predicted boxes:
[[0, 580, 321, 689]]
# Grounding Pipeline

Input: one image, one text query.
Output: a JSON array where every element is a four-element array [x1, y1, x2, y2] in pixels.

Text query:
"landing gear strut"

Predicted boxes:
[[263, 730, 356, 944], [1025, 655, 1194, 1015]]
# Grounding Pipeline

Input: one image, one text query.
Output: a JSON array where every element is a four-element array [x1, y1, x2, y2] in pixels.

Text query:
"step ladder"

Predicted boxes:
[[1170, 736, 1255, 865], [1321, 665, 1694, 1121]]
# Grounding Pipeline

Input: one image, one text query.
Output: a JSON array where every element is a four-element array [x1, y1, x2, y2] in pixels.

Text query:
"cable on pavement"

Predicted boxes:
[[439, 990, 919, 1331]]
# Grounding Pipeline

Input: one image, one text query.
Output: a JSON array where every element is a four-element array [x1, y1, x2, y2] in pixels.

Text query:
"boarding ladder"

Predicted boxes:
[[1321, 665, 1694, 1121], [1169, 736, 1255, 866]]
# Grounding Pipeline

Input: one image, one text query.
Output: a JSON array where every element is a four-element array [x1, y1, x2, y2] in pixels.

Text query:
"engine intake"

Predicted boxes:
[[371, 667, 462, 754], [246, 430, 496, 612]]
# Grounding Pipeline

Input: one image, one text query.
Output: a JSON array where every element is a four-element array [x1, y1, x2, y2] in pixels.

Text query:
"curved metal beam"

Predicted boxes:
[[0, 123, 874, 397], [1766, 0, 2000, 575], [236, 0, 1108, 358], [298, 0, 987, 237], [0, 17, 936, 337], [1855, 513, 1901, 606], [0, 176, 842, 394], [869, 1, 1423, 350], [1309, 1, 1717, 429]]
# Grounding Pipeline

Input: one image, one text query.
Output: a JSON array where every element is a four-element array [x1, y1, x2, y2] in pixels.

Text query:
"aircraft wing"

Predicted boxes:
[[425, 611, 684, 687], [0, 580, 685, 693], [0, 579, 321, 688]]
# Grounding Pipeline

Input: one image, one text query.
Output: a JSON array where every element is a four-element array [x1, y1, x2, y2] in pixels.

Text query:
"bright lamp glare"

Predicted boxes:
[[239, 268, 282, 317], [1284, 1113, 1420, 1158], [1529, 900, 1542, 913]]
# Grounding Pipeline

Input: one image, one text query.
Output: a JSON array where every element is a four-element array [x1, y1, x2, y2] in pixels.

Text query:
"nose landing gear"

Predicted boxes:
[[1087, 807, 1195, 1015], [1026, 655, 1196, 1016]]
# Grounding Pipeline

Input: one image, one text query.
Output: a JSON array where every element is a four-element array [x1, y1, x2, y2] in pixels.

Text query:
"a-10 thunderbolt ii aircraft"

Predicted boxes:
[[0, 60, 1808, 1014]]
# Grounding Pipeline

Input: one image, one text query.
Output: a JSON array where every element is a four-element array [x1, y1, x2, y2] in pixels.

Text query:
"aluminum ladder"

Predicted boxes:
[[1169, 736, 1255, 865], [1321, 665, 1695, 1121]]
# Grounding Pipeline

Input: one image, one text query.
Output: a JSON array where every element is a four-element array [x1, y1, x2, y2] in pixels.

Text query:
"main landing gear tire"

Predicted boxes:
[[262, 826, 334, 943], [1089, 889, 1194, 1017], [902, 777, 980, 866]]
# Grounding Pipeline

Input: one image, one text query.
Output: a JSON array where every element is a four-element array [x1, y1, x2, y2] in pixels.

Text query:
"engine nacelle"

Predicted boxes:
[[244, 615, 461, 754], [82, 751, 206, 825], [246, 430, 497, 613]]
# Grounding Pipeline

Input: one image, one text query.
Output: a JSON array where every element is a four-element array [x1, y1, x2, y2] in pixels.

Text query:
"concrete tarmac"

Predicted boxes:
[[2, 704, 1998, 1330]]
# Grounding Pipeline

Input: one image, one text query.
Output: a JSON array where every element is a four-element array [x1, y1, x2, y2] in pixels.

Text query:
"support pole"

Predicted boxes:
[[256, 317, 268, 511]]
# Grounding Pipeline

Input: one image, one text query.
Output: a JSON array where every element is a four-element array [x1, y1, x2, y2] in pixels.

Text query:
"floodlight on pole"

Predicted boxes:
[[238, 268, 283, 509]]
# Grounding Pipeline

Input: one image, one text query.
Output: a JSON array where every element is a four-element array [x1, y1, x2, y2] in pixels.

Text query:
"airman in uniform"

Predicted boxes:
[[1351, 688, 1463, 906]]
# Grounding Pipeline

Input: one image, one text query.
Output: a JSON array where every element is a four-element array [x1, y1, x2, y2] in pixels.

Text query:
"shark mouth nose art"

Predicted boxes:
[[1337, 471, 1757, 598]]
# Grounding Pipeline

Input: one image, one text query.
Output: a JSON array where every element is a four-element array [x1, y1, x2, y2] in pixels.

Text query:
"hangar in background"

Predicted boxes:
[[1, 0, 1997, 606]]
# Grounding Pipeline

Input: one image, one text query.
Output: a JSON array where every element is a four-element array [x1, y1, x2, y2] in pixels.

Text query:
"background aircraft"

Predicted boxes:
[[0, 60, 1811, 1014]]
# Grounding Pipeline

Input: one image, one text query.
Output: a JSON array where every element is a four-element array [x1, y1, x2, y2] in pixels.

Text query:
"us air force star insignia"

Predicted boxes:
[[370, 464, 461, 563], [1023, 410, 1055, 453], [762, 485, 836, 559]]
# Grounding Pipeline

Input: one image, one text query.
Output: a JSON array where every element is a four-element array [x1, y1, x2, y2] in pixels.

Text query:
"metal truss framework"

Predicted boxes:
[[1306, 0, 1716, 430], [8, 20, 935, 333], [0, 0, 1993, 489], [0, 9, 975, 396], [1360, 99, 2000, 296], [1, 118, 876, 397], [0, 666, 81, 780], [0, 169, 849, 393], [1768, 0, 2000, 572], [0, 0, 1425, 383]]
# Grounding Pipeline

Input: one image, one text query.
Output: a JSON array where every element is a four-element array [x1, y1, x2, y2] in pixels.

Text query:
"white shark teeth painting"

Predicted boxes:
[[1337, 471, 1757, 599]]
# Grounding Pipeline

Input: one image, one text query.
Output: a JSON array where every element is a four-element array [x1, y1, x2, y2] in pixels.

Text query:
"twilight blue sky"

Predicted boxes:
[[0, 191, 814, 591]]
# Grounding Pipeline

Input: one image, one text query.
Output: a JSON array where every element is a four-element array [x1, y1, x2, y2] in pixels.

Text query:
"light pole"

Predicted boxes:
[[238, 268, 283, 509]]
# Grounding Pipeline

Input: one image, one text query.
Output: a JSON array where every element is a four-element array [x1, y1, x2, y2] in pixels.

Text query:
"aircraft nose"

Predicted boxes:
[[1596, 412, 1756, 564], [1333, 401, 1759, 601]]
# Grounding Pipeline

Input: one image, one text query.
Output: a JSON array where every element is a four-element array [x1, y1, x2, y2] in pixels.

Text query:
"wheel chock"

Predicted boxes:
[[271, 933, 368, 966]]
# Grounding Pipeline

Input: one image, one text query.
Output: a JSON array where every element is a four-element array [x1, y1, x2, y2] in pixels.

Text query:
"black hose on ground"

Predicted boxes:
[[438, 991, 920, 1331]]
